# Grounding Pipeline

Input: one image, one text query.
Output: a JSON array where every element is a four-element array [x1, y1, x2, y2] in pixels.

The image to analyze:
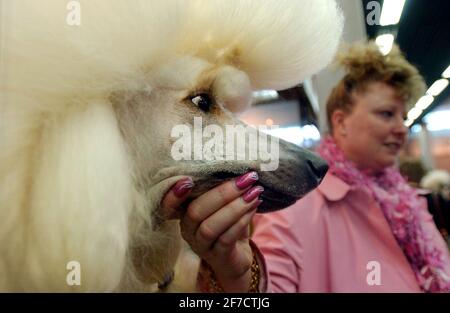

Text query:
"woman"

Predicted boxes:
[[251, 42, 450, 292], [160, 42, 450, 292]]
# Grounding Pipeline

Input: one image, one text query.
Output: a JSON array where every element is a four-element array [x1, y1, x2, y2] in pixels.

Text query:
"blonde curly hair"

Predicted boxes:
[[326, 41, 426, 132]]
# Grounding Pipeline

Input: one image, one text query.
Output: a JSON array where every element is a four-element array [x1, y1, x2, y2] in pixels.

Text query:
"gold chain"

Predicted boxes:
[[204, 251, 260, 293]]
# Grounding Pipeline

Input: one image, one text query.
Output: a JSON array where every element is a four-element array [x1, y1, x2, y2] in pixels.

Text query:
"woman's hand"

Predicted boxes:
[[161, 171, 263, 292]]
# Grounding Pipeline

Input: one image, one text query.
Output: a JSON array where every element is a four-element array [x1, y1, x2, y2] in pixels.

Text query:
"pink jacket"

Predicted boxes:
[[252, 173, 448, 292]]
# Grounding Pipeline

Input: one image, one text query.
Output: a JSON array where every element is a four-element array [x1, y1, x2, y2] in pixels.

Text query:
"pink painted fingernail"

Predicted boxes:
[[173, 177, 194, 198], [235, 171, 258, 189], [242, 186, 264, 203]]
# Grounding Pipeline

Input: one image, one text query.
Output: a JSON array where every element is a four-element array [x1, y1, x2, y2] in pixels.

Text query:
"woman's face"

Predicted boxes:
[[334, 82, 408, 172]]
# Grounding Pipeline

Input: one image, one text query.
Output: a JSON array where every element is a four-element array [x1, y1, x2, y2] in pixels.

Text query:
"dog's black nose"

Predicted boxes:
[[306, 155, 328, 183]]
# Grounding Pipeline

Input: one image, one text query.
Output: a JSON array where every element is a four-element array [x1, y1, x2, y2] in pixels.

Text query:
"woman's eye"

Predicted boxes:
[[190, 93, 212, 112]]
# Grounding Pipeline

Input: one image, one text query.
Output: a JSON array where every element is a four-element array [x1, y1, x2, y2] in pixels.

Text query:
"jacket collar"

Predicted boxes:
[[317, 172, 351, 202]]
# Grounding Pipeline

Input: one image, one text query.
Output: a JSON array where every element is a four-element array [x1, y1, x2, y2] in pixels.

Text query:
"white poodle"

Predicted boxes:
[[0, 0, 343, 291]]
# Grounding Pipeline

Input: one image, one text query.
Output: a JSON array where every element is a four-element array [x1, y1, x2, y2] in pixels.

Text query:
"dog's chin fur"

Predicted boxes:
[[0, 0, 343, 291]]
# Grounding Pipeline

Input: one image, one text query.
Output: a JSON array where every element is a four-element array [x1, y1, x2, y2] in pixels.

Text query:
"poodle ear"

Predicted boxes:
[[1, 101, 133, 291]]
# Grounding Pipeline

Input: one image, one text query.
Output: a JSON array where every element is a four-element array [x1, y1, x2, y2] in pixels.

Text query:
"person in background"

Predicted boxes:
[[421, 170, 450, 246], [399, 157, 427, 188], [398, 158, 449, 241], [421, 170, 450, 202], [251, 41, 450, 292]]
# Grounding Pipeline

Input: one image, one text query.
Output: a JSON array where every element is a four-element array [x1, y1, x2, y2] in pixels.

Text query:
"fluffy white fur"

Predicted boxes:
[[0, 0, 343, 291]]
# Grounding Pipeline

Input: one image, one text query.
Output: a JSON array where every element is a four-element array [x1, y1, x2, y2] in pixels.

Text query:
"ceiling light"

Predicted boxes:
[[423, 109, 450, 131], [375, 34, 394, 55], [380, 0, 406, 26], [443, 65, 450, 78], [404, 119, 413, 127], [407, 107, 422, 121], [415, 95, 434, 110], [426, 78, 449, 96]]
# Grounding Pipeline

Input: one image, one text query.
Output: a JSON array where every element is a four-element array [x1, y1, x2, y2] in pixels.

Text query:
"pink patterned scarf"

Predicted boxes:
[[317, 136, 450, 292]]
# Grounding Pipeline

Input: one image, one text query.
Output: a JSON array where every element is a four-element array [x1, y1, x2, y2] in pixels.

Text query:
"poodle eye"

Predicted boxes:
[[190, 93, 212, 112]]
